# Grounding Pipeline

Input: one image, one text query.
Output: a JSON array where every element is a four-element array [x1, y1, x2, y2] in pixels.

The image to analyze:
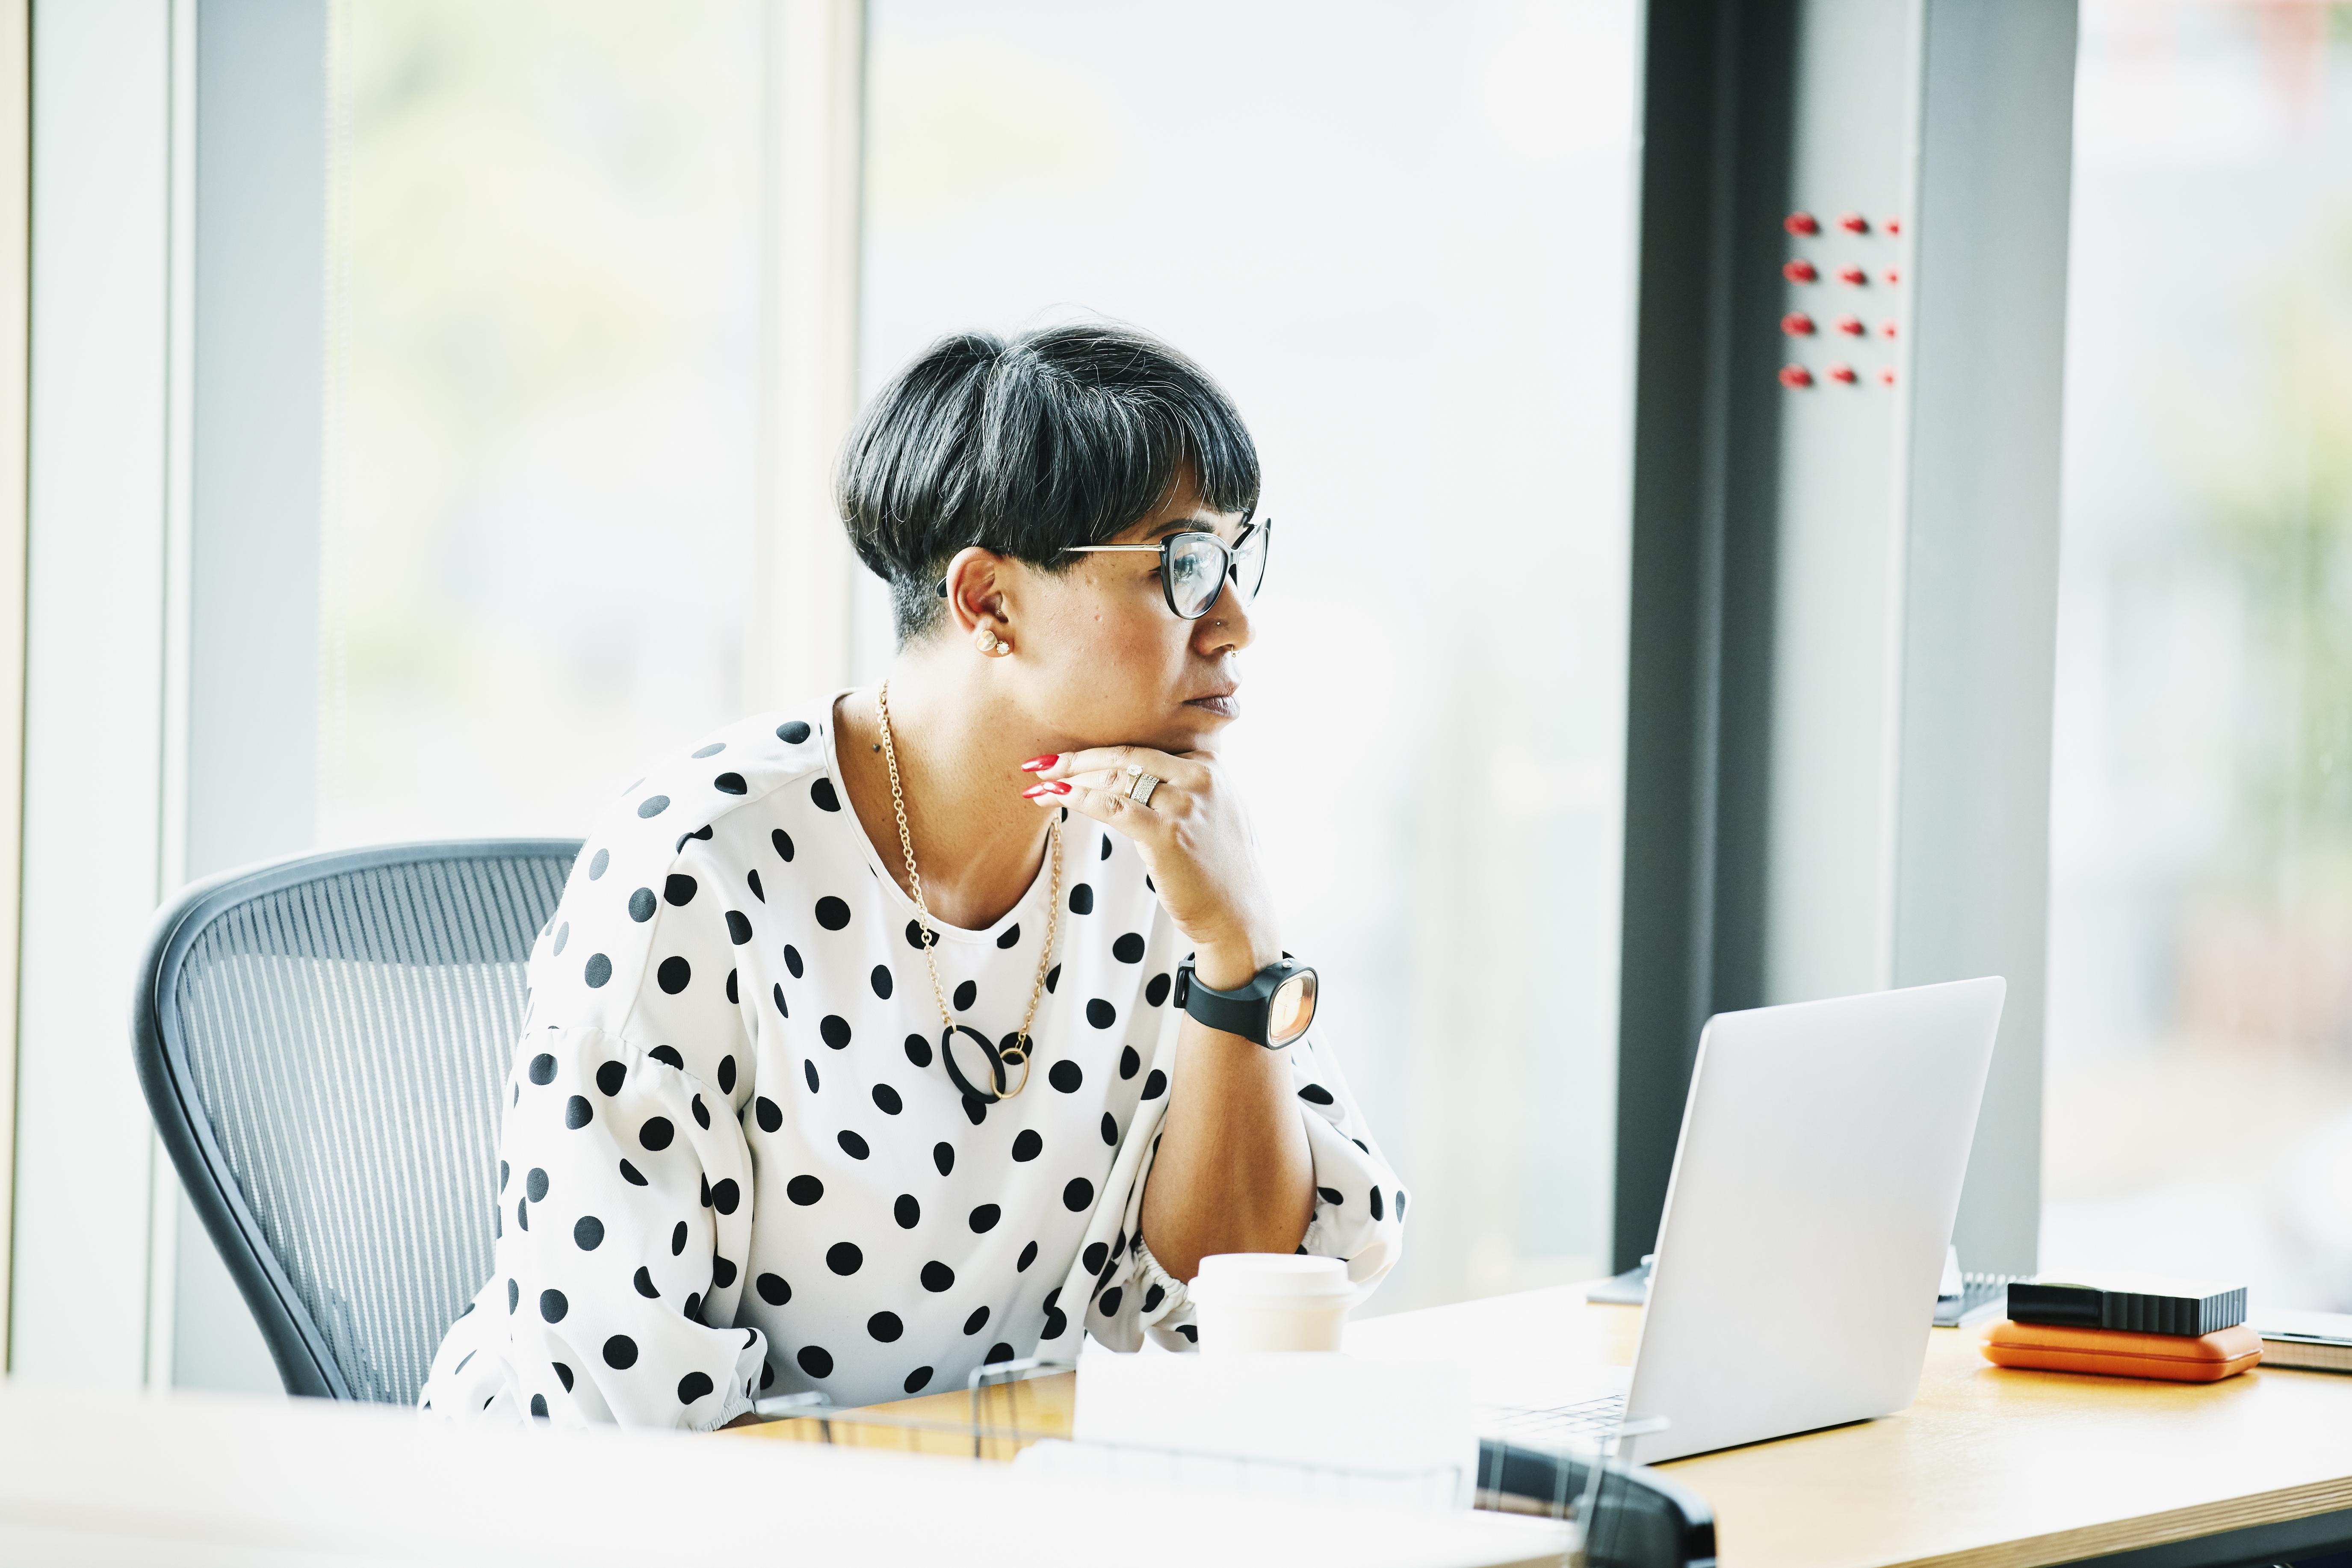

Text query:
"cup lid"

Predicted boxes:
[[1192, 1253, 1352, 1297]]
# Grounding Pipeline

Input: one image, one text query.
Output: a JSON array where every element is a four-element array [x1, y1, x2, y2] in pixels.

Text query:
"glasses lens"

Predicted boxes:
[[1233, 523, 1270, 601], [1165, 533, 1229, 618]]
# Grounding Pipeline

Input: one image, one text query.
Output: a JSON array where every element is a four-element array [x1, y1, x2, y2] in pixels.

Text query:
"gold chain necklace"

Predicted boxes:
[[875, 679, 1060, 1099]]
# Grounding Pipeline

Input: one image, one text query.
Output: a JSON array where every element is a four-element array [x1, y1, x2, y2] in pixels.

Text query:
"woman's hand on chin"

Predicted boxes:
[[1017, 746, 1278, 990]]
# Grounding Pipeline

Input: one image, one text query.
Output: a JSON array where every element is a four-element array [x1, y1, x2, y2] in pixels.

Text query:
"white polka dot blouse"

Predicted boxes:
[[419, 703, 1407, 1429]]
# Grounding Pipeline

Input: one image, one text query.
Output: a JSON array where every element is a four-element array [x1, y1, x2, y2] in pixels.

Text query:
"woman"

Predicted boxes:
[[421, 324, 1406, 1427]]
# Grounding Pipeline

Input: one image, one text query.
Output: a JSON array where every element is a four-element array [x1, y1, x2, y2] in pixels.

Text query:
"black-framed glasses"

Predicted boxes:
[[1066, 520, 1270, 620]]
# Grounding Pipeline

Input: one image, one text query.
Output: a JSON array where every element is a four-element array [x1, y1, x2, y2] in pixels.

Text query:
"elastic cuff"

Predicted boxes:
[[1132, 1237, 1191, 1326]]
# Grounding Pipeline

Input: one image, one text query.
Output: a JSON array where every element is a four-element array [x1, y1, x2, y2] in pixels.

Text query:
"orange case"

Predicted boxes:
[[1980, 1320, 2263, 1382]]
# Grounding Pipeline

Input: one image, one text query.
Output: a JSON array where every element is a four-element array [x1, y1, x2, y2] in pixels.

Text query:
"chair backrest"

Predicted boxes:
[[133, 840, 579, 1403]]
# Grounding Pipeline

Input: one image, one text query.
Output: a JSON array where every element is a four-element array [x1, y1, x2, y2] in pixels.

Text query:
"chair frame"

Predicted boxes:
[[131, 838, 581, 1400]]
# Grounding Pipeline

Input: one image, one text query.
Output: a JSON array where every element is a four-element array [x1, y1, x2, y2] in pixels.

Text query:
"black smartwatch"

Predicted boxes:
[[1173, 954, 1318, 1048]]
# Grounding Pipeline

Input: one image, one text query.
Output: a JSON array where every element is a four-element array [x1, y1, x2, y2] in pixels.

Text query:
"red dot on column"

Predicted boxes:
[[1880, 320, 1898, 338], [1784, 211, 1820, 236], [1781, 312, 1816, 336], [1885, 217, 1904, 235], [1835, 315, 1864, 336], [1884, 269, 1901, 285], [1838, 212, 1868, 234], [1784, 259, 1818, 283], [1838, 265, 1867, 285], [1779, 364, 1814, 389], [1828, 363, 1858, 384], [1879, 367, 1897, 386]]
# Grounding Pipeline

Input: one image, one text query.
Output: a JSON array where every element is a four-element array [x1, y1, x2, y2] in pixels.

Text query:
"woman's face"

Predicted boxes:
[[992, 474, 1255, 755]]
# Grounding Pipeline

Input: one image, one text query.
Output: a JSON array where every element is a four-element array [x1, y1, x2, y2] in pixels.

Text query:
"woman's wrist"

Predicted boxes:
[[1191, 936, 1281, 993]]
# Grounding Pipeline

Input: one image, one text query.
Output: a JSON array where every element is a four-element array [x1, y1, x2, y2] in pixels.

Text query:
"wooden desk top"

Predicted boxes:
[[1347, 1285, 2352, 1568]]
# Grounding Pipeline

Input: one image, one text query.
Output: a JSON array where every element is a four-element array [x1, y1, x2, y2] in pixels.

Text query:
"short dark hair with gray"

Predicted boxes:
[[838, 323, 1260, 643]]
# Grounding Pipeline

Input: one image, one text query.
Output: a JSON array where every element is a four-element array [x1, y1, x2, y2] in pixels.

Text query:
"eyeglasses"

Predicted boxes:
[[932, 520, 1272, 621], [1065, 520, 1271, 620]]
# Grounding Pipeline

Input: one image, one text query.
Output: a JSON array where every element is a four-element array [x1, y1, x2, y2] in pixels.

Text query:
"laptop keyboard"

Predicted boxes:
[[1483, 1392, 1628, 1443]]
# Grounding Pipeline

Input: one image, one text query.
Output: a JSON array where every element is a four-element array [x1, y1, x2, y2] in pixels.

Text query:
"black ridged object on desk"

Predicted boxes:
[[2006, 1279, 2247, 1337]]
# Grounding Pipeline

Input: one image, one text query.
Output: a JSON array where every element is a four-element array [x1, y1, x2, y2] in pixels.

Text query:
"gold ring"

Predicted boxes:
[[1132, 773, 1162, 807]]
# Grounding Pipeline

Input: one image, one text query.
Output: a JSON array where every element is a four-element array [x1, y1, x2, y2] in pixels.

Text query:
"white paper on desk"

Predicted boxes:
[[1037, 1342, 1478, 1508]]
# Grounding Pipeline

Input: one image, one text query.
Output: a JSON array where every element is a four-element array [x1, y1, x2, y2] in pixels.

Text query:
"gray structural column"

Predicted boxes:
[[1615, 0, 2075, 1274]]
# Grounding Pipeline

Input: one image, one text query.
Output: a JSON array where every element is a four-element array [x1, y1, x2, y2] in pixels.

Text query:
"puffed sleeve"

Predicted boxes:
[[1070, 1013, 1408, 1354], [420, 837, 769, 1430]]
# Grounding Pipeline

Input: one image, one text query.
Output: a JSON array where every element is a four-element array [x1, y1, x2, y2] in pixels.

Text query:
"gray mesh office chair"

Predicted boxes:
[[132, 839, 579, 1404]]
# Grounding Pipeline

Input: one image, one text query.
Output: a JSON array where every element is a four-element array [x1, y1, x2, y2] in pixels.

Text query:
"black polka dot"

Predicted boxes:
[[771, 982, 789, 1018], [870, 963, 895, 1000], [725, 965, 739, 1005], [1011, 1129, 1042, 1162], [718, 1054, 737, 1093], [962, 1305, 990, 1336], [905, 1033, 933, 1068], [873, 1084, 903, 1115], [531, 1393, 548, 1418], [619, 1158, 647, 1186], [985, 1343, 1015, 1365], [500, 1160, 511, 1192], [952, 979, 977, 1011], [826, 1242, 863, 1276], [693, 741, 725, 758], [995, 922, 1022, 951], [1113, 932, 1146, 963], [904, 1366, 934, 1394], [1069, 884, 1093, 914], [820, 1015, 851, 1049], [1143, 1283, 1165, 1314], [1175, 1323, 1197, 1343], [639, 1116, 674, 1151], [1100, 834, 1113, 860], [893, 1192, 921, 1228], [1082, 1241, 1107, 1275], [633, 1267, 659, 1299], [596, 1060, 626, 1096], [932, 1141, 954, 1176], [507, 1279, 517, 1313], [921, 1261, 954, 1292], [661, 874, 697, 909], [551, 921, 570, 956], [1119, 1046, 1140, 1080], [684, 1291, 703, 1321], [962, 1096, 988, 1126], [1064, 1178, 1095, 1211], [676, 825, 712, 853], [756, 1273, 790, 1306], [1049, 1060, 1083, 1093], [1101, 1113, 1118, 1146], [637, 794, 670, 819], [1145, 973, 1171, 1007], [1045, 964, 1061, 993], [714, 771, 746, 795], [539, 1289, 568, 1323], [851, 1309, 901, 1345], [691, 1094, 711, 1130], [574, 1215, 604, 1250], [1098, 1286, 1124, 1317], [627, 886, 656, 922], [726, 911, 753, 945], [784, 943, 804, 978], [678, 1371, 715, 1403], [760, 1361, 775, 1390], [905, 919, 935, 951], [515, 1197, 528, 1230], [565, 1095, 593, 1130], [1142, 1069, 1167, 1099], [771, 832, 798, 871], [588, 847, 609, 879], [787, 1174, 823, 1205], [671, 1221, 688, 1255], [526, 1166, 549, 1202], [759, 1096, 785, 1132], [711, 1255, 737, 1288], [712, 1179, 741, 1215], [529, 1054, 557, 1086], [594, 1334, 636, 1370], [1018, 1240, 1038, 1271], [584, 953, 612, 987], [747, 868, 764, 903], [838, 1129, 871, 1160], [1085, 999, 1116, 1029], [699, 1174, 712, 1206], [650, 1045, 684, 1069], [815, 897, 850, 930], [655, 956, 691, 994], [1396, 1190, 1409, 1219], [1318, 1186, 1344, 1205], [778, 720, 811, 744], [811, 777, 841, 812], [1298, 1083, 1334, 1105], [1369, 1186, 1385, 1221], [968, 1203, 1001, 1233]]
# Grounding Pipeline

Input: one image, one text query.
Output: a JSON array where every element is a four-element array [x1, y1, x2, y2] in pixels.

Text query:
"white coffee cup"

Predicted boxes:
[[1187, 1253, 1354, 1352]]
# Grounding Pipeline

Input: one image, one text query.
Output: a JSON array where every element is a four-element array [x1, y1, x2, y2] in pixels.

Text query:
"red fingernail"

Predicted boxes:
[[1020, 755, 1058, 771], [1021, 782, 1065, 799]]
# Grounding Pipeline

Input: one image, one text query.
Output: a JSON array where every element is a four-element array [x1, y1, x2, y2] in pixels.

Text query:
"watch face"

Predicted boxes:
[[1268, 968, 1317, 1047]]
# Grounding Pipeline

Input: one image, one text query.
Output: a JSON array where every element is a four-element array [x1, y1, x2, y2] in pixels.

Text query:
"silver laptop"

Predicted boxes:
[[1494, 977, 2006, 1464]]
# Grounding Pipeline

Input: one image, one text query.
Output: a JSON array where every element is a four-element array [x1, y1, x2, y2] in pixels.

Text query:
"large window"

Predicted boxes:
[[863, 0, 1643, 1311], [2044, 0, 2352, 1306]]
